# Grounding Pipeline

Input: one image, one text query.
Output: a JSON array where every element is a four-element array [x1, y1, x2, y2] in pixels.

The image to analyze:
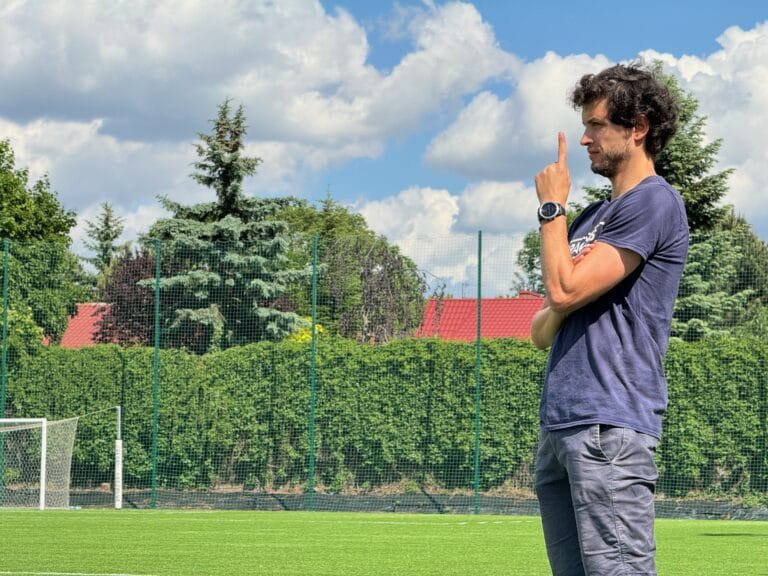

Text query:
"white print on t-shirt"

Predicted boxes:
[[569, 221, 605, 257]]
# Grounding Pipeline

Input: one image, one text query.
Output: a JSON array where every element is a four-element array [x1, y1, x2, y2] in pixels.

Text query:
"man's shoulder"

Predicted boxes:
[[631, 175, 683, 203], [590, 176, 688, 258], [618, 176, 687, 221]]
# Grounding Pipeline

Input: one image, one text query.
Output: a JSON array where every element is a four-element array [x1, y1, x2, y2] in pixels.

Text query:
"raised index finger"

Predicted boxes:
[[557, 131, 567, 164]]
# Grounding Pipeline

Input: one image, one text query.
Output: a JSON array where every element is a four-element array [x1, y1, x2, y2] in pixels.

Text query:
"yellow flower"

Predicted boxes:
[[288, 317, 324, 342]]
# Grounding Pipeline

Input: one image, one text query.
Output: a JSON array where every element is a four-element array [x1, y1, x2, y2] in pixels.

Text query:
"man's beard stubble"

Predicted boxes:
[[590, 141, 631, 179], [590, 149, 626, 178]]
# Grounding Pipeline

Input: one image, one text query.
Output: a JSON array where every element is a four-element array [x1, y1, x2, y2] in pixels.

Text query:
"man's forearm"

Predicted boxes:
[[531, 301, 568, 350], [539, 217, 578, 313]]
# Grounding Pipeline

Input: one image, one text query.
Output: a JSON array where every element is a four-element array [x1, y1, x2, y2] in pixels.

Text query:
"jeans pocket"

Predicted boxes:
[[597, 424, 625, 462]]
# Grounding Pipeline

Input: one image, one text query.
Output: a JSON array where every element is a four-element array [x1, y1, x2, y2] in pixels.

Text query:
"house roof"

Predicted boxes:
[[415, 292, 544, 341], [57, 303, 110, 348], [55, 294, 546, 348]]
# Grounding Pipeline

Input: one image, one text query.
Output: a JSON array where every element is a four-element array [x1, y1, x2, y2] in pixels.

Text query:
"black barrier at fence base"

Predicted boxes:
[[66, 489, 768, 521]]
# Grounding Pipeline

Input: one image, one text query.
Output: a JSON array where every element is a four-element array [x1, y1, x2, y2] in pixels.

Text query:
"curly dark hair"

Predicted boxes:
[[570, 64, 678, 157]]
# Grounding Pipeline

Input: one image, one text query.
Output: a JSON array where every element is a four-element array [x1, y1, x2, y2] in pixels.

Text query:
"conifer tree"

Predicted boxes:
[[672, 209, 768, 340], [141, 100, 308, 352], [84, 202, 125, 274]]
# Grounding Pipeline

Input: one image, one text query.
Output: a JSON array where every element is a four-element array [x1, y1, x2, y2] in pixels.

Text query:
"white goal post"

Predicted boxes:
[[0, 418, 77, 509], [115, 406, 123, 510], [0, 409, 124, 510]]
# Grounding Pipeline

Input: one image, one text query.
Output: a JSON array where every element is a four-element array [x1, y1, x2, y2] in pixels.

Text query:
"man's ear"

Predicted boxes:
[[633, 114, 650, 143]]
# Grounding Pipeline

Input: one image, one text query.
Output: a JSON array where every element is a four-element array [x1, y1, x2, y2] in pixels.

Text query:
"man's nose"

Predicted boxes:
[[580, 132, 591, 146]]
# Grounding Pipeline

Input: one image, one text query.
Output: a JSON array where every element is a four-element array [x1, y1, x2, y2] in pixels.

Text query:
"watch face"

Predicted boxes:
[[541, 202, 558, 218]]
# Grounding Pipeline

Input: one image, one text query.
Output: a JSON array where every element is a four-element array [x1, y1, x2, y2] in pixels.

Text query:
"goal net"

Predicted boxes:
[[0, 417, 78, 509]]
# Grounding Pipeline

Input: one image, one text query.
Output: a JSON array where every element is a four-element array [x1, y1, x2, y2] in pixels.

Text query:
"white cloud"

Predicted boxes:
[[0, 117, 131, 184], [3, 1, 768, 290], [0, 0, 515, 151], [356, 186, 470, 294], [424, 52, 611, 181], [456, 181, 539, 233], [367, 2, 519, 131], [423, 22, 768, 237], [358, 186, 459, 239], [1, 116, 198, 211], [422, 91, 511, 178], [0, 0, 521, 217], [357, 185, 528, 297], [638, 19, 768, 236]]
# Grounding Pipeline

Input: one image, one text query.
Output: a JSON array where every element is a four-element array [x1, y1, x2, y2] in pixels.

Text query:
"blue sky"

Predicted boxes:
[[326, 0, 768, 208], [1, 1, 767, 294], [350, 0, 766, 64]]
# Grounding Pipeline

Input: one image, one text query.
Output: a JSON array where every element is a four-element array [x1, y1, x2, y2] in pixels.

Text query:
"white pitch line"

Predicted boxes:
[[0, 572, 160, 576], [305, 518, 533, 526]]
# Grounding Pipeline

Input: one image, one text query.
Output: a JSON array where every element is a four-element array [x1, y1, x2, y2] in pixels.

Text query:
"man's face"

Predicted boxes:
[[580, 99, 633, 179]]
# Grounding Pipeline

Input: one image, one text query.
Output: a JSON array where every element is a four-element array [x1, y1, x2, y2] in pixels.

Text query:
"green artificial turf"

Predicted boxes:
[[0, 510, 765, 575]]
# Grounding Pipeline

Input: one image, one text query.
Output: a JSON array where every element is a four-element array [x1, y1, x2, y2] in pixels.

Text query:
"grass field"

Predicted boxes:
[[0, 510, 766, 575]]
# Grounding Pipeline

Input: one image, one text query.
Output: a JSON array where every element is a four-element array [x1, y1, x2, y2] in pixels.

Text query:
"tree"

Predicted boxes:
[[0, 140, 76, 242], [512, 232, 542, 295], [101, 100, 309, 353], [8, 243, 91, 338], [96, 247, 156, 346], [0, 303, 44, 370], [190, 99, 261, 215], [655, 67, 732, 233], [280, 196, 427, 342], [672, 210, 768, 340], [0, 139, 90, 341], [84, 202, 125, 275]]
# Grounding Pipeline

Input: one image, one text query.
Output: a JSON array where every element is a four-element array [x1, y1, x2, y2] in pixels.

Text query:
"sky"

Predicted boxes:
[[2, 0, 768, 297]]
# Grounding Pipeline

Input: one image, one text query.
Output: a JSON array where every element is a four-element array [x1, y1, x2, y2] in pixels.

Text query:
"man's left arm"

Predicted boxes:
[[530, 240, 638, 348], [540, 233, 641, 314]]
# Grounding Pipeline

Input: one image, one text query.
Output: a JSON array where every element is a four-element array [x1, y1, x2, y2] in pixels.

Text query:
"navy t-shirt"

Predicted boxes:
[[541, 175, 689, 438]]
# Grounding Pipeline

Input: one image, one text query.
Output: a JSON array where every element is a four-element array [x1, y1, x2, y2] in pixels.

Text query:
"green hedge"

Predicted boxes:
[[661, 337, 768, 497], [6, 335, 767, 499]]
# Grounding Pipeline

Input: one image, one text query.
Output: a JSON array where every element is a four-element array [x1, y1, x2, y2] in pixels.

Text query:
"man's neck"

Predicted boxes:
[[610, 155, 656, 200]]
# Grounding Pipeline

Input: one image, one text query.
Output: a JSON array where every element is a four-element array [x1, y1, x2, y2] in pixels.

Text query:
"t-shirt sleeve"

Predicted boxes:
[[597, 187, 676, 260]]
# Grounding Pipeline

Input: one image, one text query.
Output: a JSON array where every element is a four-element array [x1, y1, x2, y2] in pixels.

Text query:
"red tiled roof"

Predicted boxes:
[[57, 303, 110, 348], [55, 295, 545, 347], [415, 293, 544, 341]]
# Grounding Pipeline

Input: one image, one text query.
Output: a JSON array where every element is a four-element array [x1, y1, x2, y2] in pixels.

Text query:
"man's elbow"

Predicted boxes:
[[546, 288, 578, 315], [530, 333, 549, 350]]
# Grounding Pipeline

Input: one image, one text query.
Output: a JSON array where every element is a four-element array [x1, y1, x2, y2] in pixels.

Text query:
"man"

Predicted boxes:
[[530, 64, 689, 575]]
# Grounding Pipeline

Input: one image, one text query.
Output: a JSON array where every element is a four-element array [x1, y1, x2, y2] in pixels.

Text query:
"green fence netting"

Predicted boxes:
[[0, 234, 767, 518]]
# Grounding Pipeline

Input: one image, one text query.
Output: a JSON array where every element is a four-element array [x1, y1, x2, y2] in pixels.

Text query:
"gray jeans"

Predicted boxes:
[[535, 425, 659, 576]]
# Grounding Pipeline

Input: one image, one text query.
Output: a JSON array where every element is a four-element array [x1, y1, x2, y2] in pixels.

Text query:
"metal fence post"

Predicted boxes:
[[0, 239, 8, 504], [473, 230, 482, 514], [0, 239, 8, 420], [307, 234, 318, 510], [151, 239, 161, 508]]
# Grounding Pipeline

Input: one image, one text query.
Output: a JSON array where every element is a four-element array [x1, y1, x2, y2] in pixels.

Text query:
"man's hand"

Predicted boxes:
[[535, 132, 571, 205]]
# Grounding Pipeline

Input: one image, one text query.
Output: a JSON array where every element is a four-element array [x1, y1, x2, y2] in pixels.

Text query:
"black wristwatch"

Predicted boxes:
[[537, 201, 566, 223]]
